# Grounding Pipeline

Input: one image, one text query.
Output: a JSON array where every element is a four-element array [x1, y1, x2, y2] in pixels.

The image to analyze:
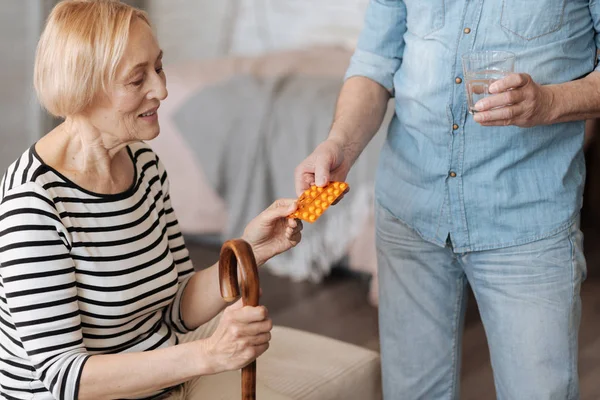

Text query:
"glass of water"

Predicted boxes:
[[461, 51, 516, 114]]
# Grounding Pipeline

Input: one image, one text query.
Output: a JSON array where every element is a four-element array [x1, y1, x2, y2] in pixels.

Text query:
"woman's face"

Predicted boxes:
[[86, 18, 167, 144]]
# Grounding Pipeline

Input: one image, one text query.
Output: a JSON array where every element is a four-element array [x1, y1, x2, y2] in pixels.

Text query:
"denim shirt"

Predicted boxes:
[[346, 0, 600, 252]]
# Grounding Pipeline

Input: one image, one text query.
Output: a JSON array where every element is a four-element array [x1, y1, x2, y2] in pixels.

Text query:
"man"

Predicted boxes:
[[294, 1, 600, 399]]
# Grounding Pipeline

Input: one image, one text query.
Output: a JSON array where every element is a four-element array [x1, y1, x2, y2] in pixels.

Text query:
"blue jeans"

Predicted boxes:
[[375, 202, 587, 400]]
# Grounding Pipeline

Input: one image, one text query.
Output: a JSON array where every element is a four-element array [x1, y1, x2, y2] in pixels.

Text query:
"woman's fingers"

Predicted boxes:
[[255, 342, 270, 357], [286, 217, 303, 228], [246, 332, 272, 346], [209, 306, 273, 372], [240, 319, 273, 337], [287, 218, 298, 229], [262, 199, 297, 220], [244, 343, 270, 362], [289, 232, 301, 245], [285, 220, 303, 237], [230, 305, 269, 324]]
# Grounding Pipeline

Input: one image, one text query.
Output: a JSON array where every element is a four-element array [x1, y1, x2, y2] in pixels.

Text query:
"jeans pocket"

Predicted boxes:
[[500, 0, 566, 40], [404, 0, 445, 39]]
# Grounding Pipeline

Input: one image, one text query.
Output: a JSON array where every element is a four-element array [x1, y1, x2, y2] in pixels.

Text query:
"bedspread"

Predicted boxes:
[[152, 48, 391, 288]]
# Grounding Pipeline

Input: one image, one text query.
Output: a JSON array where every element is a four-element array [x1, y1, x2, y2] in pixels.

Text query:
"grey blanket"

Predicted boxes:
[[173, 73, 388, 281]]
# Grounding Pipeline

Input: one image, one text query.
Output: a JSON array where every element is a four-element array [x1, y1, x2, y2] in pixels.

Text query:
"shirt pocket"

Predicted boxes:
[[404, 0, 445, 39], [500, 0, 566, 40]]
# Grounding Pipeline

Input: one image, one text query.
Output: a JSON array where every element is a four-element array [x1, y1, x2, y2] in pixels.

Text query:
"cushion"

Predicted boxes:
[[180, 325, 382, 399], [258, 326, 381, 399]]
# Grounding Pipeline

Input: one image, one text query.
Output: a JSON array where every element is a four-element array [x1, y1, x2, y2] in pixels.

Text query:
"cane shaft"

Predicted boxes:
[[219, 239, 260, 400]]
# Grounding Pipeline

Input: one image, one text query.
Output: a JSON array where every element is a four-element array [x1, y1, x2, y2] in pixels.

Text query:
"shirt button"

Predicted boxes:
[[449, 171, 457, 178], [464, 28, 471, 34], [452, 124, 459, 130], [455, 77, 462, 84]]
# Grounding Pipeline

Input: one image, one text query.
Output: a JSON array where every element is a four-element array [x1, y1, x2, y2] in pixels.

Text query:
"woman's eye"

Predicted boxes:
[[130, 67, 162, 86]]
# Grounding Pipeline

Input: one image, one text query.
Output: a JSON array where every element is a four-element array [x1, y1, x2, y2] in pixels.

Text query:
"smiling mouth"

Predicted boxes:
[[139, 110, 156, 117]]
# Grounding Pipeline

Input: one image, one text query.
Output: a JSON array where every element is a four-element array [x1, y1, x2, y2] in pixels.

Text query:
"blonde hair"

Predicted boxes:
[[34, 0, 150, 118]]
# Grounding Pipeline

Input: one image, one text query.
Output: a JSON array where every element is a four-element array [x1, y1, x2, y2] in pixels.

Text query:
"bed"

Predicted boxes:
[[150, 46, 393, 305]]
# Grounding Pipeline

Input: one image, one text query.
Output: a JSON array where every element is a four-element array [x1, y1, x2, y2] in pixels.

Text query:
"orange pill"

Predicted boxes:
[[289, 181, 349, 223]]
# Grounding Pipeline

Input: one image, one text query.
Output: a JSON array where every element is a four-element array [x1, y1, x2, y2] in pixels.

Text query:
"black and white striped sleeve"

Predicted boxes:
[[156, 158, 195, 333], [0, 183, 89, 400]]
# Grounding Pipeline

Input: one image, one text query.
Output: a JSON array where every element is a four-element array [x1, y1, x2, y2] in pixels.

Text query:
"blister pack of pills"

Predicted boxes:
[[289, 181, 349, 223]]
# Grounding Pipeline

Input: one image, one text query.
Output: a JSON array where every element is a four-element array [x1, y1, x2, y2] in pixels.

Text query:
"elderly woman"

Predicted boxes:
[[0, 1, 304, 399]]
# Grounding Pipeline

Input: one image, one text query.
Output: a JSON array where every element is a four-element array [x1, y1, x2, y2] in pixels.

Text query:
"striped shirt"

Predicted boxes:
[[0, 141, 195, 400]]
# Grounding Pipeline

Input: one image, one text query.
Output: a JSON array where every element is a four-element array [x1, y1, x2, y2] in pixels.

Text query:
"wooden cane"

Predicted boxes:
[[219, 239, 260, 400]]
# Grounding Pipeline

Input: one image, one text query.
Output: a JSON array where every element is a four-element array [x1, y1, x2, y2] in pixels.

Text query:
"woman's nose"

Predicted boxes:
[[147, 74, 167, 101]]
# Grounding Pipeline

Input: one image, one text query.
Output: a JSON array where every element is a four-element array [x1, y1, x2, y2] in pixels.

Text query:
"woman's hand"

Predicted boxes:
[[242, 199, 303, 266], [202, 299, 272, 373]]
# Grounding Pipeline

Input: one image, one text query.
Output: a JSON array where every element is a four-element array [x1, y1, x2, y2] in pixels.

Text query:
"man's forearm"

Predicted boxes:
[[548, 71, 600, 123], [328, 76, 392, 165]]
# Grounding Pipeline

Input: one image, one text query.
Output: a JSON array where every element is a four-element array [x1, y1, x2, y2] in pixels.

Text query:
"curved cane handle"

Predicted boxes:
[[219, 239, 260, 400]]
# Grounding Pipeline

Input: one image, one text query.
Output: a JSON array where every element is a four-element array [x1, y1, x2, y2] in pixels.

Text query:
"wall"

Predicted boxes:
[[0, 1, 46, 171], [147, 0, 233, 64], [230, 0, 369, 55], [147, 0, 368, 64]]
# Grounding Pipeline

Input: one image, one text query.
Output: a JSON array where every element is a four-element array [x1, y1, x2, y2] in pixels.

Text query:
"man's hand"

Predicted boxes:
[[294, 138, 351, 197], [473, 73, 556, 127]]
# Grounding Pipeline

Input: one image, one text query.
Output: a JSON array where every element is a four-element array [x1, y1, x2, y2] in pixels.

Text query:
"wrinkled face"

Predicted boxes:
[[86, 17, 167, 144]]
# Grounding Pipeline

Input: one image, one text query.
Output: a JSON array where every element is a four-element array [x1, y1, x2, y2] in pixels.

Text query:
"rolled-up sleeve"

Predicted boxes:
[[592, 1, 600, 72], [345, 0, 407, 94]]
